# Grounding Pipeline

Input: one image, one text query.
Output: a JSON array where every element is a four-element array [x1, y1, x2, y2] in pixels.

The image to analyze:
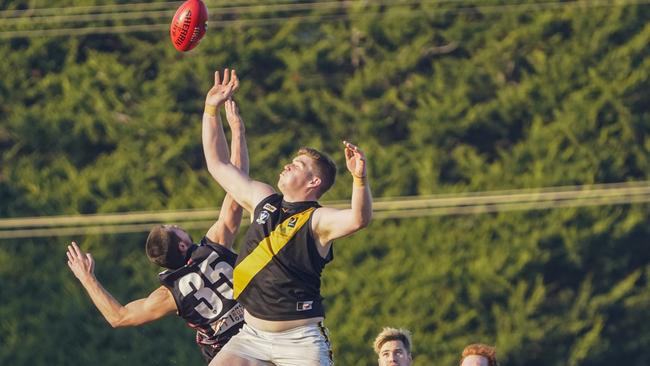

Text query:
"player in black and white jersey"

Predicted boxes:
[[66, 98, 248, 363]]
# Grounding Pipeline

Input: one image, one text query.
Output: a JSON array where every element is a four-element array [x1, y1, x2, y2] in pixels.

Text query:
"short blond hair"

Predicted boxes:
[[460, 343, 498, 366], [373, 327, 413, 355]]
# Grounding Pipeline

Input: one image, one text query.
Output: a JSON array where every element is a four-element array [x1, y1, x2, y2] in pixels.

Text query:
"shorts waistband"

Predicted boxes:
[[245, 321, 325, 337]]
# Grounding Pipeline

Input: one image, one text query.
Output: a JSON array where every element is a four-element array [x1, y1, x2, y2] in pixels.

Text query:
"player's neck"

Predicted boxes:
[[281, 190, 317, 203]]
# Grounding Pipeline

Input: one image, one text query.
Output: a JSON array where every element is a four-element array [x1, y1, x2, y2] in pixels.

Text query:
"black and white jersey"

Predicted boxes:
[[159, 237, 244, 348]]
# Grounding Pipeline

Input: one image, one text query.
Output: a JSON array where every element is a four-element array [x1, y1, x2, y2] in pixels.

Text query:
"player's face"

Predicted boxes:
[[278, 155, 316, 192], [378, 340, 412, 366], [461, 355, 489, 366]]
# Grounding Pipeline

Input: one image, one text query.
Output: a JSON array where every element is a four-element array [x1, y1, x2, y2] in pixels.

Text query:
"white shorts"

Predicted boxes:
[[219, 322, 333, 366]]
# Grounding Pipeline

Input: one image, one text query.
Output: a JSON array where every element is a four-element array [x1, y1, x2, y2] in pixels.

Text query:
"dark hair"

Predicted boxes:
[[145, 225, 187, 269], [460, 344, 498, 366], [298, 147, 337, 198]]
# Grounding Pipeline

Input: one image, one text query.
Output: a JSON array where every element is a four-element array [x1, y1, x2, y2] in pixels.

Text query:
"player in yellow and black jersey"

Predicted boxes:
[[202, 69, 373, 366]]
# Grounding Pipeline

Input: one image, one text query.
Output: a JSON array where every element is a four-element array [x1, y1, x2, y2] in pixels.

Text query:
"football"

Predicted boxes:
[[169, 0, 208, 52]]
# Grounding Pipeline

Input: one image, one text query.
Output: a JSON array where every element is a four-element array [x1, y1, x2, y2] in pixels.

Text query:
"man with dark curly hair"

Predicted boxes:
[[67, 98, 249, 364]]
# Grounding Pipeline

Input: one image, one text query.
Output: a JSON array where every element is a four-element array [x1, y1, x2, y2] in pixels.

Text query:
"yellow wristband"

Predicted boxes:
[[204, 104, 217, 117], [353, 175, 367, 187]]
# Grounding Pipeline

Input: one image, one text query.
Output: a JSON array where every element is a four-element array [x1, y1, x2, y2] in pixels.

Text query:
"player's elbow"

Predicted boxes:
[[110, 317, 141, 328], [352, 213, 372, 231], [222, 201, 243, 226], [359, 216, 372, 230], [363, 214, 372, 228], [108, 317, 126, 328], [224, 221, 241, 239], [107, 310, 132, 328], [206, 160, 219, 175], [207, 164, 225, 184]]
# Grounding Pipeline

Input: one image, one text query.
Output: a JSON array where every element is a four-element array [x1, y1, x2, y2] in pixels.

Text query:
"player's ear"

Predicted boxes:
[[307, 176, 322, 189], [309, 176, 323, 187]]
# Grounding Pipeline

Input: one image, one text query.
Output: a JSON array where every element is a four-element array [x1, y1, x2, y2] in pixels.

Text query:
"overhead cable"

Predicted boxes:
[[1, 0, 649, 39], [1, 181, 649, 239]]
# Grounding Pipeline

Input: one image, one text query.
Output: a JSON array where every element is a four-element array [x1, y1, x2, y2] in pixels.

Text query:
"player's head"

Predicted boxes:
[[278, 147, 336, 199], [145, 224, 194, 269], [374, 327, 413, 366], [460, 344, 498, 366]]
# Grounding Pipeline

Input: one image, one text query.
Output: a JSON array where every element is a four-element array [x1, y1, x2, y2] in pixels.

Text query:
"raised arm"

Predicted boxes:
[[205, 99, 250, 248], [202, 69, 274, 213], [312, 141, 373, 245], [66, 242, 176, 327]]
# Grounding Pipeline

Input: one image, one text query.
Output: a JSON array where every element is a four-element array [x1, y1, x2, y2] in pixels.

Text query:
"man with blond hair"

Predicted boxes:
[[459, 343, 498, 366], [373, 327, 413, 366]]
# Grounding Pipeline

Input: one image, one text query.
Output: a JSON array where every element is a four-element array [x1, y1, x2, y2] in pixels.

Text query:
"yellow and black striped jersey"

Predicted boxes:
[[233, 194, 333, 321]]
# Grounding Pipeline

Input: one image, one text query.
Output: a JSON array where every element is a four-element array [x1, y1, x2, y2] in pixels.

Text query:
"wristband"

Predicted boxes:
[[353, 175, 367, 187], [204, 104, 218, 117]]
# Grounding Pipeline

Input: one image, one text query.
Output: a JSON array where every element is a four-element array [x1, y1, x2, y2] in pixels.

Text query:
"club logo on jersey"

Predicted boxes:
[[263, 203, 277, 212], [256, 211, 270, 225], [296, 301, 313, 311], [287, 217, 298, 228]]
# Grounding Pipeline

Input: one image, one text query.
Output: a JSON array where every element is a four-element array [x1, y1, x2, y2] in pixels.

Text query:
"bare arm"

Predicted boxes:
[[202, 69, 274, 213], [66, 242, 176, 327], [312, 141, 373, 246], [205, 99, 249, 248]]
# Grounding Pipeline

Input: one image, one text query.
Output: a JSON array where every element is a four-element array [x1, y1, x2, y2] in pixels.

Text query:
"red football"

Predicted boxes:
[[169, 0, 208, 52]]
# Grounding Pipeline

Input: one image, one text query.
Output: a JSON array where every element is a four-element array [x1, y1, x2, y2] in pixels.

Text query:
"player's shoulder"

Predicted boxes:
[[310, 205, 340, 226], [199, 236, 238, 258], [251, 183, 278, 205], [312, 205, 340, 216], [253, 191, 282, 211]]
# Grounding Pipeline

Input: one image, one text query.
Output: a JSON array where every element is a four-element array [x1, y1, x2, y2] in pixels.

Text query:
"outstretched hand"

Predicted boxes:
[[66, 241, 95, 282], [224, 98, 244, 130], [205, 68, 239, 107], [343, 140, 367, 179]]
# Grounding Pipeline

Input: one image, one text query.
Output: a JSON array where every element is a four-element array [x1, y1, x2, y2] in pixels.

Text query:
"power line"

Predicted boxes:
[[1, 181, 649, 239], [0, 0, 456, 29], [0, 0, 300, 17], [0, 0, 492, 18], [0, 13, 359, 39], [1, 0, 648, 39], [4, 180, 648, 228], [0, 0, 425, 21], [0, 1, 181, 17], [0, 24, 169, 38], [0, 221, 218, 239], [372, 191, 650, 219], [0, 10, 174, 25]]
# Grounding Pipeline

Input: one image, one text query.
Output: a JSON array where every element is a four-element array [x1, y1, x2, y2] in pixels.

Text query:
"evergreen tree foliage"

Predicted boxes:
[[1, 1, 649, 364]]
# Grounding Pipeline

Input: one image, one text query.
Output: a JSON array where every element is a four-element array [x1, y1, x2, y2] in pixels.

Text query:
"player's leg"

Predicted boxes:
[[209, 323, 274, 366], [209, 351, 273, 366]]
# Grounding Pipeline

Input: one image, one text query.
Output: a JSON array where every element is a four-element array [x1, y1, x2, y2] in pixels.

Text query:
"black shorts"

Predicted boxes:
[[198, 342, 223, 363]]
